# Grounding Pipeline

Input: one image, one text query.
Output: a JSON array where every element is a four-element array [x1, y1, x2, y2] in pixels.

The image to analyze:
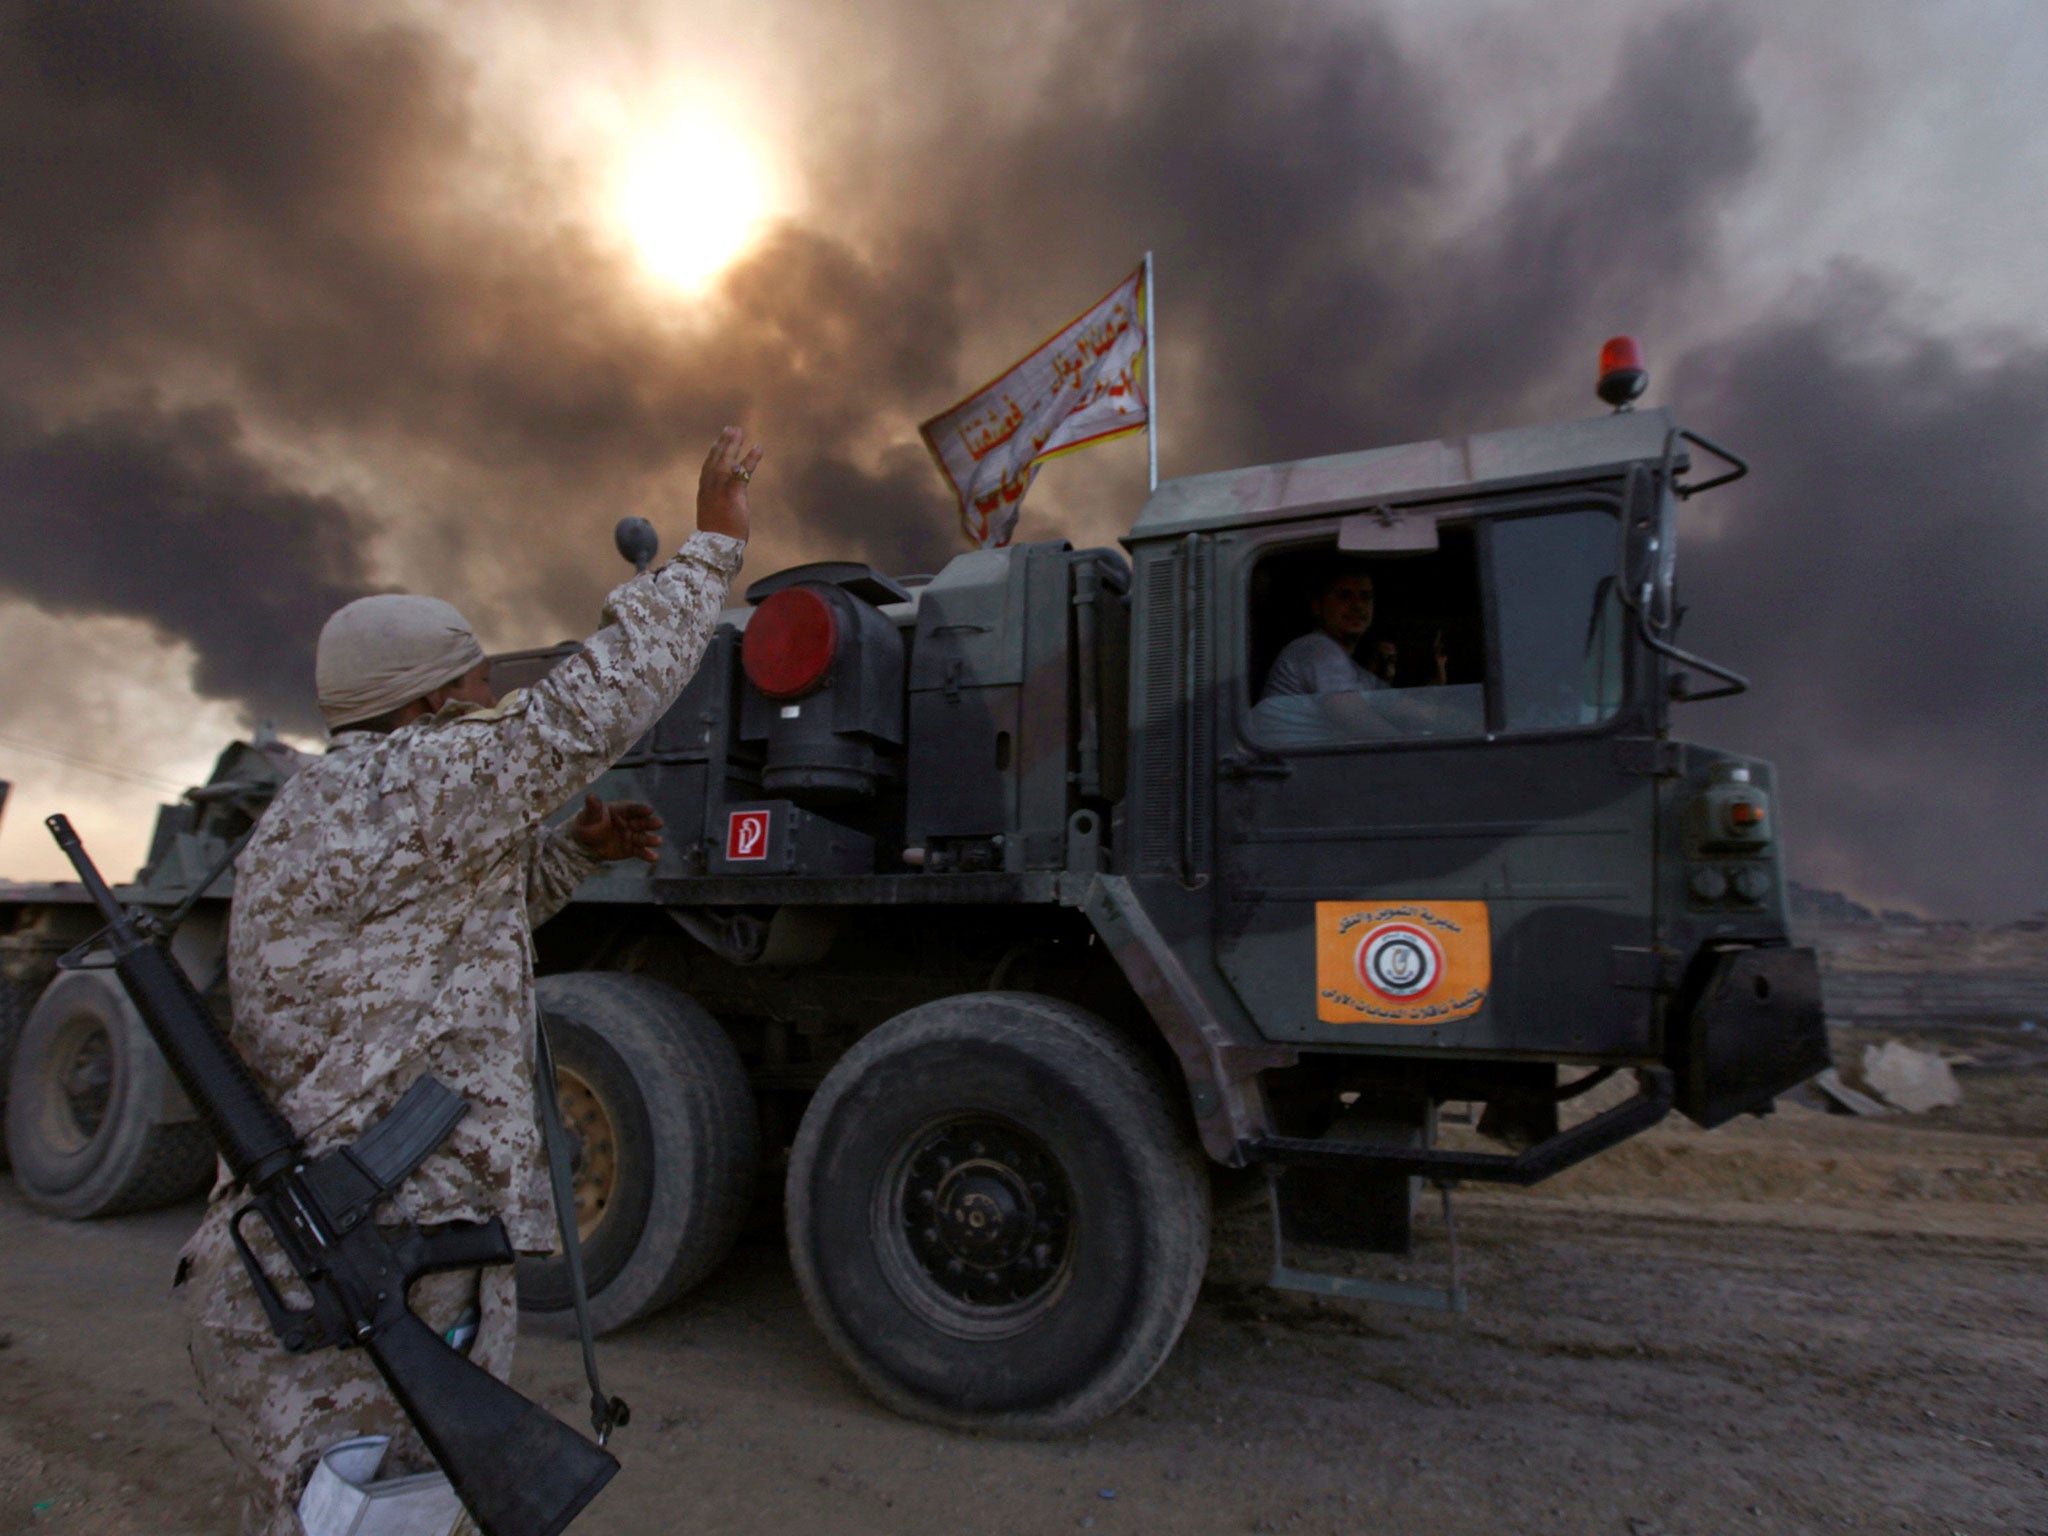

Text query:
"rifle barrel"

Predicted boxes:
[[45, 813, 302, 1187], [46, 814, 142, 949]]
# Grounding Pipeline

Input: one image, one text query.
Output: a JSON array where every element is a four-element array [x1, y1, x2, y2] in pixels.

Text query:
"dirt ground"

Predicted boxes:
[[3, 1045, 2044, 1536]]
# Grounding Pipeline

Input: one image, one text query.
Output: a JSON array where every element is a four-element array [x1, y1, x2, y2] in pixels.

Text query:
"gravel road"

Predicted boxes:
[[2, 1099, 2043, 1536]]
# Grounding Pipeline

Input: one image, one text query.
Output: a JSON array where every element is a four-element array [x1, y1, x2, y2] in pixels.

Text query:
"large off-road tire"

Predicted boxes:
[[5, 970, 213, 1218], [0, 973, 39, 1172], [517, 972, 757, 1334], [786, 991, 1211, 1434]]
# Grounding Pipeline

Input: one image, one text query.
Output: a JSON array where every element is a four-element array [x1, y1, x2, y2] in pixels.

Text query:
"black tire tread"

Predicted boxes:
[[786, 990, 1209, 1435], [91, 1120, 216, 1217], [7, 970, 214, 1219], [523, 971, 757, 1332], [0, 973, 39, 1174]]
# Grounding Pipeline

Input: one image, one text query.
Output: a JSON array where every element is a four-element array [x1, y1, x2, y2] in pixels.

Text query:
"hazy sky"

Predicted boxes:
[[1, 0, 2044, 919]]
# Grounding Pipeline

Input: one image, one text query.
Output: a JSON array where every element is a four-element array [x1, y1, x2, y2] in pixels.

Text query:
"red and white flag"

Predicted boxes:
[[920, 263, 1150, 548]]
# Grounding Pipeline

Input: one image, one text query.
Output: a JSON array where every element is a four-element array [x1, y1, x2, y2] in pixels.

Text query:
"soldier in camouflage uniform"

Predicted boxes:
[[178, 428, 762, 1535]]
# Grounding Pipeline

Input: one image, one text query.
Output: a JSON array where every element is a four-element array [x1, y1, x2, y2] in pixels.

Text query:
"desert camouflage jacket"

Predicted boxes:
[[213, 531, 744, 1251]]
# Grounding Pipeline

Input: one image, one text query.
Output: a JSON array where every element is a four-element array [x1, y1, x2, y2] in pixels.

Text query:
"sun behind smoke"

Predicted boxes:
[[616, 103, 782, 294]]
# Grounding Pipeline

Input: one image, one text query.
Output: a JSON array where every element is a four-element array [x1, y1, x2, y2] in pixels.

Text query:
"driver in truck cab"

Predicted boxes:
[[1261, 558, 1447, 699], [176, 428, 761, 1536]]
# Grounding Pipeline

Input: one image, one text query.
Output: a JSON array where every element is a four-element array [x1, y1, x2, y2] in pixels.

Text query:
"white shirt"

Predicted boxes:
[[1261, 629, 1388, 700]]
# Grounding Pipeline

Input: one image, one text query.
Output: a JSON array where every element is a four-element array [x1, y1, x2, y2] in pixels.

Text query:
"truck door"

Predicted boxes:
[[1212, 495, 1658, 1060]]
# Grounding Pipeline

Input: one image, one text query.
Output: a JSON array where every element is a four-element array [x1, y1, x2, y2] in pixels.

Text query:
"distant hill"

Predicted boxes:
[[1787, 880, 1880, 925], [1789, 880, 2048, 1027]]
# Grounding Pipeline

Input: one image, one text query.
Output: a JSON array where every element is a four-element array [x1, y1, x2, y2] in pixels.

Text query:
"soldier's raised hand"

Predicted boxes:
[[697, 426, 762, 542]]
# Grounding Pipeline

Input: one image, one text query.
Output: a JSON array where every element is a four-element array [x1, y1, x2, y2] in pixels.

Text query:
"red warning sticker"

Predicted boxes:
[[726, 809, 771, 862]]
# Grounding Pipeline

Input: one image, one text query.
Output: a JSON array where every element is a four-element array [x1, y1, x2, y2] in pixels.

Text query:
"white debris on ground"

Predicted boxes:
[[1861, 1040, 1965, 1113]]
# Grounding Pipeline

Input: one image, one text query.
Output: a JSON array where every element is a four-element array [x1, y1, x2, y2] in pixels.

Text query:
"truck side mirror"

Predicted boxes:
[[1620, 464, 1675, 632]]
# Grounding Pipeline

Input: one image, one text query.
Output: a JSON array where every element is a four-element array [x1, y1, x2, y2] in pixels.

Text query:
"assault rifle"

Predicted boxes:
[[45, 814, 617, 1536]]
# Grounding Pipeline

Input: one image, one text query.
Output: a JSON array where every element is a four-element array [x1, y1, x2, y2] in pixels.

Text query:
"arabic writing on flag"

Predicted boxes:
[[920, 264, 1149, 548]]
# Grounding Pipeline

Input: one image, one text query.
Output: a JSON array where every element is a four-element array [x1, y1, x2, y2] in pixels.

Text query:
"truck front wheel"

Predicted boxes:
[[786, 992, 1210, 1433]]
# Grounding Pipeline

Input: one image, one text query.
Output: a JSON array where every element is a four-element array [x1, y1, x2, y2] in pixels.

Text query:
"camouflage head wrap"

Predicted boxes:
[[315, 594, 486, 730]]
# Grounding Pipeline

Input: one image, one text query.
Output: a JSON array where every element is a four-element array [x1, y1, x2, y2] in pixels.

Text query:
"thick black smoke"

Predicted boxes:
[[901, 2, 1757, 467], [1672, 267, 2048, 920], [0, 397, 382, 733], [0, 0, 2038, 916], [0, 0, 969, 654]]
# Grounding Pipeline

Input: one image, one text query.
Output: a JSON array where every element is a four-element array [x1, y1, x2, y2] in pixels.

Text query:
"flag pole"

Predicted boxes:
[[1144, 249, 1159, 493]]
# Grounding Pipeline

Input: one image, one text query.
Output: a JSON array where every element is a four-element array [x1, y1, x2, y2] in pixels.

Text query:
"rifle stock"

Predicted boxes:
[[371, 1309, 616, 1536], [44, 815, 619, 1536]]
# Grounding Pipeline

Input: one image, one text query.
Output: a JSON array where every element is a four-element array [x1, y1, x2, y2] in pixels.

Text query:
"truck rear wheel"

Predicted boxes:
[[5, 970, 213, 1218], [517, 972, 757, 1334], [786, 992, 1210, 1433]]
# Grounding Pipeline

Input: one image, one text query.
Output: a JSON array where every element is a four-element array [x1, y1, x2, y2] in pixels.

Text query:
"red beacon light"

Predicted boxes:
[[1596, 335, 1648, 410], [743, 586, 840, 699]]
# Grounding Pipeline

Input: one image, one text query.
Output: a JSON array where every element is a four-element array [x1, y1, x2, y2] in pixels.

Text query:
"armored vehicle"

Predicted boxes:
[[1, 351, 1830, 1431]]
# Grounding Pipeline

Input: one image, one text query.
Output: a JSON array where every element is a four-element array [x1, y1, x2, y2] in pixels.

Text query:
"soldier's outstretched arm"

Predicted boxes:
[[464, 429, 762, 825], [524, 822, 602, 927]]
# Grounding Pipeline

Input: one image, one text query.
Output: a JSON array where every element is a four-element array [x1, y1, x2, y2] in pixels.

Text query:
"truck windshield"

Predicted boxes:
[[1245, 505, 1623, 749], [1492, 508, 1624, 731]]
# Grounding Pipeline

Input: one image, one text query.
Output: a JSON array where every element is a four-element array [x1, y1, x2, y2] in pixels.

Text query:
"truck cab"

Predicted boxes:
[[1119, 406, 1824, 1160]]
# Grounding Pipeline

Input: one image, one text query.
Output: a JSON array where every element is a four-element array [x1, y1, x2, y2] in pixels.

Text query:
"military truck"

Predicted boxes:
[[0, 354, 1830, 1432]]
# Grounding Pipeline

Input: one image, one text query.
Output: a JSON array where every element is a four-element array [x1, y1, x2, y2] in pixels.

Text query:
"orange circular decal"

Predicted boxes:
[[1316, 901, 1492, 1025]]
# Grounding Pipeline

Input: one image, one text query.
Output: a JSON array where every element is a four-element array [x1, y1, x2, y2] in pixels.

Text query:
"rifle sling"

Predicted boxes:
[[533, 1018, 629, 1447]]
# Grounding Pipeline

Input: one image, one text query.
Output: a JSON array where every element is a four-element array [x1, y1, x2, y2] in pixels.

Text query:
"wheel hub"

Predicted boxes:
[[899, 1118, 1073, 1307], [58, 1025, 112, 1142], [553, 1068, 617, 1244], [935, 1163, 1031, 1268]]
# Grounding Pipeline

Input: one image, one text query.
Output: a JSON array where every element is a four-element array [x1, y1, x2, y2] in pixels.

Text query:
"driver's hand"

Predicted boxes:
[[697, 426, 762, 542]]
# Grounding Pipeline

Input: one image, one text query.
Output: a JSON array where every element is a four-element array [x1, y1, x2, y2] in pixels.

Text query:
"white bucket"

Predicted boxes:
[[297, 1435, 463, 1536]]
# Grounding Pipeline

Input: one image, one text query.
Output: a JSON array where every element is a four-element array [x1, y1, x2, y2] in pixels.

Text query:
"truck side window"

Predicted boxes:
[[1244, 506, 1624, 749], [1246, 529, 1486, 747], [1490, 508, 1625, 731]]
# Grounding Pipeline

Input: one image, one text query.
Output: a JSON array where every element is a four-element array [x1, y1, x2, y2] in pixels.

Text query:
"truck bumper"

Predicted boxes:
[[1669, 945, 1831, 1128]]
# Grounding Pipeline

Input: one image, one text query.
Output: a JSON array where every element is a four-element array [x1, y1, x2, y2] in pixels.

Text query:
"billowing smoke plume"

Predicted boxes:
[[0, 397, 381, 732], [1674, 268, 2048, 919], [0, 0, 971, 645], [0, 0, 2038, 916], [899, 2, 1757, 465]]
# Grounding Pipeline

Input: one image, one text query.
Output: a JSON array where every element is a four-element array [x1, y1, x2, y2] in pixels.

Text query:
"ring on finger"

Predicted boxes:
[[728, 465, 752, 482]]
